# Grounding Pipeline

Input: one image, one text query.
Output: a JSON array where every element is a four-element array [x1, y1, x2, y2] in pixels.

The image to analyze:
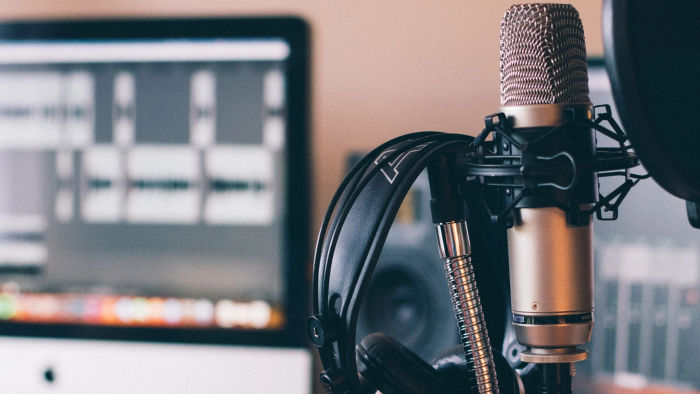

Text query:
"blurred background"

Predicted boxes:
[[0, 0, 603, 228], [0, 1, 697, 393]]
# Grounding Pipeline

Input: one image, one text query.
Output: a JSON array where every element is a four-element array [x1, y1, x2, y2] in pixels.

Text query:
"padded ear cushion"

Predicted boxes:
[[356, 333, 460, 394]]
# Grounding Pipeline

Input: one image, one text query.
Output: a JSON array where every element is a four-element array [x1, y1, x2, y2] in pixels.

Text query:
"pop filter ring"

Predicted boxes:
[[603, 0, 700, 202]]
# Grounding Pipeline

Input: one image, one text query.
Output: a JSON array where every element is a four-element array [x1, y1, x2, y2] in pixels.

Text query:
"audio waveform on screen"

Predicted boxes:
[[78, 145, 275, 225]]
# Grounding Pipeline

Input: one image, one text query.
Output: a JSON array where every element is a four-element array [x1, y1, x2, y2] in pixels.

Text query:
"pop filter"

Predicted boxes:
[[603, 0, 700, 226]]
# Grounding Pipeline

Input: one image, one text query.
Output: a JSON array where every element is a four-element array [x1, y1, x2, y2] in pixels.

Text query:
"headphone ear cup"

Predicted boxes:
[[356, 333, 460, 394]]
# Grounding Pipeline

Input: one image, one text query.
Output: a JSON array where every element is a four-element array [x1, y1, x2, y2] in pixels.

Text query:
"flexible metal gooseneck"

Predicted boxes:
[[437, 221, 499, 394]]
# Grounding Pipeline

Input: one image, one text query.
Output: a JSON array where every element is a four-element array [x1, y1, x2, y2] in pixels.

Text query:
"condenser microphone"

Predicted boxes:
[[499, 3, 595, 389]]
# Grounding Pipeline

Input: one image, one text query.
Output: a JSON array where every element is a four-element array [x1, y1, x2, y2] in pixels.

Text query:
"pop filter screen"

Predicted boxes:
[[604, 0, 700, 201]]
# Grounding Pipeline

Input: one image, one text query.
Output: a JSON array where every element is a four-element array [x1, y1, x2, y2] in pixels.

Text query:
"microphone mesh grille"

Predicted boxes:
[[500, 3, 590, 106]]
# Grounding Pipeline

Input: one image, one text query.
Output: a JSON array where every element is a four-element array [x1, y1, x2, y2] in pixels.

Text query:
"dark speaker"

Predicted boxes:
[[352, 166, 459, 360]]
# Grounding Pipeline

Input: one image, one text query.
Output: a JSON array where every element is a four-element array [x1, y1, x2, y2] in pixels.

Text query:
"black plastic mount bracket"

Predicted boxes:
[[463, 104, 647, 227]]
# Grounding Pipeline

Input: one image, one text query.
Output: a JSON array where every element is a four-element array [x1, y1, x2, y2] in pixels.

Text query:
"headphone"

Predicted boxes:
[[308, 131, 518, 393]]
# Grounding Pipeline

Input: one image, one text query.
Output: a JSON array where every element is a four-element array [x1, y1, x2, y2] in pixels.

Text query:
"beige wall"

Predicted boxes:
[[0, 0, 603, 230]]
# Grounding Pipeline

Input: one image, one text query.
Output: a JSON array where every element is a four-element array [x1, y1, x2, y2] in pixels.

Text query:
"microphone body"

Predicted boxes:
[[499, 4, 596, 366]]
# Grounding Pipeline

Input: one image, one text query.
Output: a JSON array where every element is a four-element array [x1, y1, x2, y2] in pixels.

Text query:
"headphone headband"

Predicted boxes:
[[309, 132, 473, 393]]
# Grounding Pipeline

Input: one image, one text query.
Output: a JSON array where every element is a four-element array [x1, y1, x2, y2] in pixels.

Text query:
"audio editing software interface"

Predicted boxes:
[[0, 39, 290, 331]]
